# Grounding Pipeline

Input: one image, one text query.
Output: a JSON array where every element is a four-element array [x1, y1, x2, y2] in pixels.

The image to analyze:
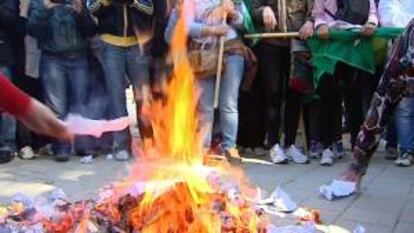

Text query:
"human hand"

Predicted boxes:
[[262, 6, 277, 31], [361, 23, 376, 36], [222, 0, 236, 17], [20, 99, 73, 141], [299, 20, 314, 40], [317, 24, 330, 40]]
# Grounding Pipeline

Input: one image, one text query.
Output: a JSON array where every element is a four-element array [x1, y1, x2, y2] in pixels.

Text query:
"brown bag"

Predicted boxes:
[[188, 41, 220, 78], [188, 49, 219, 78]]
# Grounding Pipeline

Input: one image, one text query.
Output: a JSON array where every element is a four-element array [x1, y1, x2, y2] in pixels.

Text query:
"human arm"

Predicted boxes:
[[73, 0, 98, 37], [251, 0, 277, 31], [0, 75, 72, 141], [223, 0, 244, 28], [184, 0, 229, 38], [27, 0, 53, 39], [347, 21, 414, 177], [299, 0, 315, 40], [361, 0, 379, 36]]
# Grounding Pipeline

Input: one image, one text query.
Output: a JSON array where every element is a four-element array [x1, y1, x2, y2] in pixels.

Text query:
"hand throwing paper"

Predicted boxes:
[[65, 114, 132, 138]]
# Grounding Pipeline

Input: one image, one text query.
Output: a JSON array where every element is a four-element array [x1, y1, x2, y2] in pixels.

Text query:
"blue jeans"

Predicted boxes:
[[197, 55, 244, 151], [395, 97, 414, 155], [40, 53, 89, 155], [99, 41, 150, 152], [0, 67, 16, 152]]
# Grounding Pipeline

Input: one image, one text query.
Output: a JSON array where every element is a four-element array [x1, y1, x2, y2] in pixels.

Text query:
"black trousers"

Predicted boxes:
[[13, 75, 46, 151], [309, 65, 344, 149], [309, 63, 381, 149], [258, 43, 290, 147]]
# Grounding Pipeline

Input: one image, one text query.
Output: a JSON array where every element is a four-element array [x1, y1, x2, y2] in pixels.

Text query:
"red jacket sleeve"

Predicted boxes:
[[0, 74, 31, 118]]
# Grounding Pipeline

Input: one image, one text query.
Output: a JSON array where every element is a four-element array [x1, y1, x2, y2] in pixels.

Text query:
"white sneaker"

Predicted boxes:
[[18, 146, 36, 160], [395, 153, 413, 167], [270, 144, 288, 164], [320, 149, 335, 166], [285, 145, 309, 164]]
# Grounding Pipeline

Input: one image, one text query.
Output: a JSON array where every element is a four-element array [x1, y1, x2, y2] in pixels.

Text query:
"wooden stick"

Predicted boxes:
[[214, 13, 227, 109], [244, 32, 300, 39]]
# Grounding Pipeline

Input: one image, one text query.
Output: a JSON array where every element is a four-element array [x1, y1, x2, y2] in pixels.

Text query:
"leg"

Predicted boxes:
[[308, 101, 323, 158], [100, 41, 130, 152], [259, 44, 285, 148], [125, 45, 152, 149], [283, 87, 302, 147], [40, 54, 70, 157], [0, 67, 17, 162], [67, 55, 90, 156], [219, 54, 244, 151], [196, 78, 215, 149], [394, 97, 414, 166]]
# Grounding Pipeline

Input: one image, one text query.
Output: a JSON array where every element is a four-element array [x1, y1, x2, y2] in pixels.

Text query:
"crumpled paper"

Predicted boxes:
[[11, 193, 34, 210], [65, 114, 131, 138], [256, 187, 297, 213], [266, 221, 316, 233], [80, 155, 93, 164], [319, 179, 357, 201]]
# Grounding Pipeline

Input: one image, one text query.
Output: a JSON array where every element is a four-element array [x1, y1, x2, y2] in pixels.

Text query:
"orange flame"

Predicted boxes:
[[118, 2, 261, 232]]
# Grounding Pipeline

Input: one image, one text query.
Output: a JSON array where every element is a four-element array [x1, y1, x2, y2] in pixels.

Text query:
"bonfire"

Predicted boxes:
[[0, 7, 319, 233]]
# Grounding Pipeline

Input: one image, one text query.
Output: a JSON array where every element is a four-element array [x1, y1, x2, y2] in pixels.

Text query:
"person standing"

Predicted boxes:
[[338, 19, 414, 184], [28, 0, 97, 162], [0, 0, 20, 163], [379, 0, 414, 166], [252, 0, 313, 164], [310, 0, 378, 166], [87, 0, 155, 161]]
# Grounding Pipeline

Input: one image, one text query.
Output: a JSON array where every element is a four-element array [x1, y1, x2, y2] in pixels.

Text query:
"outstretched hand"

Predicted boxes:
[[20, 99, 73, 142]]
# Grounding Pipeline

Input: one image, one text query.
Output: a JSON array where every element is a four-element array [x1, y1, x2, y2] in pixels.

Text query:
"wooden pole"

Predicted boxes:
[[244, 32, 300, 39], [214, 13, 227, 109]]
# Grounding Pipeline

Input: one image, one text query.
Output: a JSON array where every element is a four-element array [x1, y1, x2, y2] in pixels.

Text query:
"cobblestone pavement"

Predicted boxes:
[[0, 144, 413, 233]]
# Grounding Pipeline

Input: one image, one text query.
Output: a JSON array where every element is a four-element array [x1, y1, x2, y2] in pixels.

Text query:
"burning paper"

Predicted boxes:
[[65, 114, 131, 138], [319, 179, 357, 201]]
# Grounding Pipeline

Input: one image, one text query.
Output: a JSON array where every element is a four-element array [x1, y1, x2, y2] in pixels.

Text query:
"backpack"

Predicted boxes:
[[328, 0, 371, 25]]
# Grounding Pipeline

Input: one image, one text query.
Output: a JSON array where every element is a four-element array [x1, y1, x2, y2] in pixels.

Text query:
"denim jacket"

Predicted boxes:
[[28, 0, 97, 56]]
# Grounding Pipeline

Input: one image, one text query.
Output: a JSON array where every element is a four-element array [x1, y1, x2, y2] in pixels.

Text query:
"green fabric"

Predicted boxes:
[[307, 27, 404, 88], [235, 0, 259, 45]]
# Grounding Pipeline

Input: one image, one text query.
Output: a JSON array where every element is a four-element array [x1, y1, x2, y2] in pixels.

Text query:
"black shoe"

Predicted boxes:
[[0, 149, 14, 164], [55, 153, 70, 162]]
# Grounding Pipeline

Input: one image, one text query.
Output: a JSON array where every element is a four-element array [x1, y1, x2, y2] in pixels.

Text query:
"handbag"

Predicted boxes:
[[188, 41, 220, 78]]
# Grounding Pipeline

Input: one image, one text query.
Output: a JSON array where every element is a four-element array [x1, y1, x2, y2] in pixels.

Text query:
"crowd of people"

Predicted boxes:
[[0, 0, 413, 178]]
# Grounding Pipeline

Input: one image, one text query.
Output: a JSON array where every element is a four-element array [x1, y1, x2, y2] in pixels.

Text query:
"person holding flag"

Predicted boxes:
[[251, 0, 314, 164]]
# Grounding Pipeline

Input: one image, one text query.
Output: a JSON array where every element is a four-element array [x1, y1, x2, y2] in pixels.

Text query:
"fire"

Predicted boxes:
[[0, 2, 272, 232], [123, 3, 262, 232]]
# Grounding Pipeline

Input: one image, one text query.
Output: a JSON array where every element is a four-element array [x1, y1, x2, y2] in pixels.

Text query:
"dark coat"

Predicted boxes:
[[0, 0, 20, 67]]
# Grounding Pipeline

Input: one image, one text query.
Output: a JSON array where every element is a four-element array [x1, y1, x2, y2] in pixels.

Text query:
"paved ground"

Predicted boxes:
[[0, 142, 413, 233]]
